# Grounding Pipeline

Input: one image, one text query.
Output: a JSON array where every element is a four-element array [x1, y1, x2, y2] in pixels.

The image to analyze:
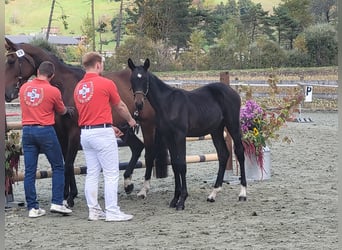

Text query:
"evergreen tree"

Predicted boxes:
[[180, 30, 208, 70], [126, 0, 192, 59], [310, 0, 337, 23], [270, 5, 300, 49], [239, 2, 269, 43]]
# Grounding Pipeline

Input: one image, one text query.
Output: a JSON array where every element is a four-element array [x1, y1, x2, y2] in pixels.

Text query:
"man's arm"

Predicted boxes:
[[113, 100, 136, 128]]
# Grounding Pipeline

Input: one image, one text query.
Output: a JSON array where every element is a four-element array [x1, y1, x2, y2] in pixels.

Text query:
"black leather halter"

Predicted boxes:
[[6, 49, 36, 91]]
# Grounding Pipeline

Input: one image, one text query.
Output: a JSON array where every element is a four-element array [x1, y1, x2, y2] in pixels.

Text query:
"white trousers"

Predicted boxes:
[[80, 127, 121, 214]]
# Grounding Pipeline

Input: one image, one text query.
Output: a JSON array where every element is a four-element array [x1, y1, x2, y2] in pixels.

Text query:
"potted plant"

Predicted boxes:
[[239, 91, 303, 179], [5, 130, 21, 202]]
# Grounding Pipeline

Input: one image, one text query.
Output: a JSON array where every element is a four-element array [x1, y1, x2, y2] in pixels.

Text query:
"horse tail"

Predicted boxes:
[[154, 127, 169, 178]]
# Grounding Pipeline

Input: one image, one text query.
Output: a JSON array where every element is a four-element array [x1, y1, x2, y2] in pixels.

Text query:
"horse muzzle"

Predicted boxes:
[[133, 92, 146, 111], [135, 101, 144, 111]]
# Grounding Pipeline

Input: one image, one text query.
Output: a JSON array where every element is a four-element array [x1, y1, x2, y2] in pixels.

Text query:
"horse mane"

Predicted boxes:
[[29, 38, 60, 55], [29, 39, 84, 75], [149, 70, 182, 93]]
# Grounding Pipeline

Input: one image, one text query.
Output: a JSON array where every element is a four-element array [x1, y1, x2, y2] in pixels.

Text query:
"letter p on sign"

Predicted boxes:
[[304, 86, 313, 102]]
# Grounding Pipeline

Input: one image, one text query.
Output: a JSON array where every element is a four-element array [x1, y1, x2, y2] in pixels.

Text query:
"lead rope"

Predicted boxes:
[[133, 110, 140, 134]]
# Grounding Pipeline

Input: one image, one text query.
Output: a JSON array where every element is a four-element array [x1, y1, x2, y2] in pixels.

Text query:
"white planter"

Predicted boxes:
[[245, 146, 271, 181]]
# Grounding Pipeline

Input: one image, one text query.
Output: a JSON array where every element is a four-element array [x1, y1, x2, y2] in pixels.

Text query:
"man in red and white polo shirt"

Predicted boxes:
[[74, 52, 136, 222], [19, 61, 74, 218]]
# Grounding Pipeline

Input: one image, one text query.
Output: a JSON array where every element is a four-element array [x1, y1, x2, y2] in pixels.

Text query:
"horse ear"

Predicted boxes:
[[127, 58, 135, 71], [5, 37, 15, 51], [144, 58, 150, 70]]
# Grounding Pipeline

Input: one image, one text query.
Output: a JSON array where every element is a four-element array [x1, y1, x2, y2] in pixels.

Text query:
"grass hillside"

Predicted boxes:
[[5, 0, 121, 35], [5, 0, 281, 36]]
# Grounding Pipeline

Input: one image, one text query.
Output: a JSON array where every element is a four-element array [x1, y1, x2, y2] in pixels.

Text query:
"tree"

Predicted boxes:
[[96, 20, 108, 53], [271, 5, 301, 49], [126, 0, 192, 59], [180, 30, 208, 70], [310, 0, 337, 23], [280, 0, 313, 29], [46, 0, 56, 40], [115, 0, 123, 48], [191, 0, 239, 46], [271, 0, 313, 50], [90, 0, 96, 51], [239, 2, 269, 43], [110, 0, 130, 49], [111, 0, 135, 49], [168, 0, 193, 59], [303, 23, 337, 66], [110, 36, 158, 70], [46, 1, 69, 40], [82, 0, 96, 50], [249, 38, 285, 68], [207, 17, 249, 69], [80, 15, 95, 50]]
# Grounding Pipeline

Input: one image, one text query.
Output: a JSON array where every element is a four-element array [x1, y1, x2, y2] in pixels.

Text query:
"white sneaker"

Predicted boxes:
[[50, 203, 72, 215], [105, 211, 133, 222], [88, 209, 106, 221], [28, 208, 46, 218]]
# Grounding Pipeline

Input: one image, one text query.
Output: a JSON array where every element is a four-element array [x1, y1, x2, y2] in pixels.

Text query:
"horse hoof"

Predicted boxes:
[[169, 200, 177, 208], [238, 196, 247, 201], [73, 192, 78, 199], [137, 193, 146, 199], [176, 205, 185, 211], [207, 197, 215, 202], [67, 198, 74, 208], [124, 184, 134, 194]]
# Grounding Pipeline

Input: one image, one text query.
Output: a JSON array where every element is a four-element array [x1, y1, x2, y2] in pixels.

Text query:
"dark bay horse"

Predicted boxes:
[[4, 38, 168, 207], [128, 58, 247, 210]]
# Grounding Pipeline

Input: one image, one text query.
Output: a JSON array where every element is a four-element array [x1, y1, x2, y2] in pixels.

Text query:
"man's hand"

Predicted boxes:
[[133, 124, 140, 134], [63, 106, 76, 118], [113, 126, 124, 137], [128, 118, 139, 134]]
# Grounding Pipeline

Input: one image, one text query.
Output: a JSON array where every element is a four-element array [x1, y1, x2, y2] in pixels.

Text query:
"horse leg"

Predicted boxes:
[[169, 162, 182, 209], [54, 120, 79, 208], [64, 153, 78, 207], [119, 127, 144, 194], [177, 161, 188, 210], [137, 126, 169, 199], [167, 138, 187, 210], [207, 127, 229, 202], [136, 125, 157, 198], [153, 127, 169, 178], [64, 128, 80, 208], [227, 127, 247, 201], [136, 143, 154, 198]]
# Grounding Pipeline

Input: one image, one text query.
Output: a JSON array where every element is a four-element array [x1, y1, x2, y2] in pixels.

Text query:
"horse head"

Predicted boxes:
[[5, 38, 37, 102], [128, 58, 150, 111]]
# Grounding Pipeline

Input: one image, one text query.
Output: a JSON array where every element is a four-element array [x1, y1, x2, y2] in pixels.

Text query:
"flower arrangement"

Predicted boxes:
[[240, 100, 266, 168], [5, 130, 21, 195], [240, 90, 303, 172]]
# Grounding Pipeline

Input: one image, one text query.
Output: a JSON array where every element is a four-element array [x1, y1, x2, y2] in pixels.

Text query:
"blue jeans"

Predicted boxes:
[[22, 125, 65, 210]]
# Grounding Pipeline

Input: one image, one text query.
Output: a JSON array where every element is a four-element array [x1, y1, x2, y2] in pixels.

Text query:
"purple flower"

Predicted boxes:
[[240, 100, 263, 130]]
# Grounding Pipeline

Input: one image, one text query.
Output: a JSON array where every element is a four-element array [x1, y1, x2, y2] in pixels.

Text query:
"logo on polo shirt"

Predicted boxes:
[[75, 81, 94, 103], [23, 86, 44, 106]]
